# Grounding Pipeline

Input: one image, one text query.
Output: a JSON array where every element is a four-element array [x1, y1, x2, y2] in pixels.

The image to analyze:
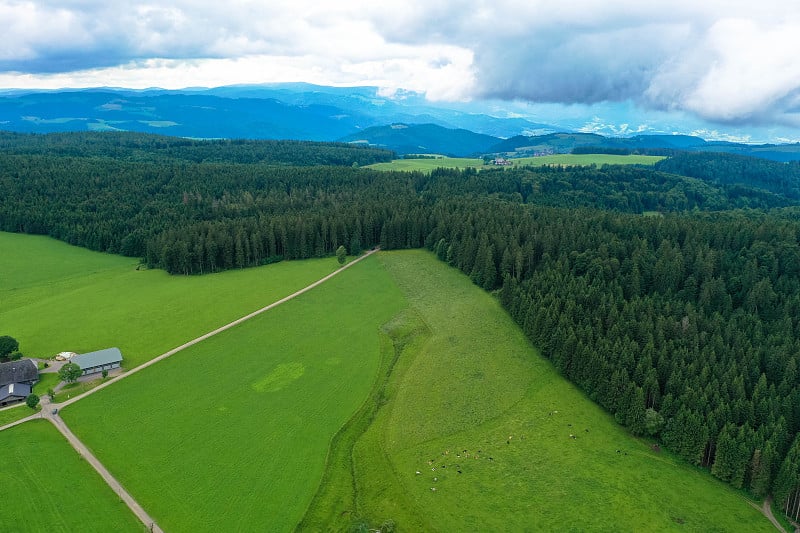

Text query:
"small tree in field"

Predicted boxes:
[[336, 245, 347, 265], [59, 362, 82, 383], [26, 394, 40, 409], [102, 369, 108, 379]]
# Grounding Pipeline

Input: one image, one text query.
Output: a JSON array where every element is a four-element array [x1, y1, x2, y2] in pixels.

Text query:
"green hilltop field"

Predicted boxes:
[[0, 232, 774, 531], [366, 153, 664, 172]]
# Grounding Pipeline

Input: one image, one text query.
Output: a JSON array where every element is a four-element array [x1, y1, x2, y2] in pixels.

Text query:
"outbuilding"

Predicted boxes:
[[0, 382, 31, 407], [72, 347, 123, 376], [0, 359, 39, 388]]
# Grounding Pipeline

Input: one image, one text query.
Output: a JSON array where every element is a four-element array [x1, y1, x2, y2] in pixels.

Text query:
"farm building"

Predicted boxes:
[[72, 347, 123, 376], [0, 359, 39, 388], [0, 382, 31, 407]]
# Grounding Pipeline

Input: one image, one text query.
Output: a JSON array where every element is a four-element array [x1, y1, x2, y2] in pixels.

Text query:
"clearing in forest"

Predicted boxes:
[[301, 250, 772, 532], [366, 153, 663, 172], [0, 233, 774, 532]]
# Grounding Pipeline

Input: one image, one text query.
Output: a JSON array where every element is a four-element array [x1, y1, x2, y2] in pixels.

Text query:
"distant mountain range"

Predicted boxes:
[[1, 84, 800, 160], [0, 84, 558, 142]]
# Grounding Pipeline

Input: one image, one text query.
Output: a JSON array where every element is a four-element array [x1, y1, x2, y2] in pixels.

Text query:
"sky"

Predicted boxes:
[[2, 1, 800, 141]]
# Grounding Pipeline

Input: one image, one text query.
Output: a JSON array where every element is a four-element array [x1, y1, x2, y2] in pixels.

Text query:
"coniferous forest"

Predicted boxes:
[[4, 131, 800, 515]]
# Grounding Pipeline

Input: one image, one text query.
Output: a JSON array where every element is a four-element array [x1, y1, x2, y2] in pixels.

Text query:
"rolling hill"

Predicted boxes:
[[338, 123, 501, 156]]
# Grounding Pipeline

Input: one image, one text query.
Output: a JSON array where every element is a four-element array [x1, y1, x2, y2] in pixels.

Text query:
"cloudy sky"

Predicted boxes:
[[2, 1, 800, 138]]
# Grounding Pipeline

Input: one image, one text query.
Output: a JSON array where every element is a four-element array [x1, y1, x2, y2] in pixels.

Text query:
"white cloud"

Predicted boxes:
[[1, 1, 800, 127]]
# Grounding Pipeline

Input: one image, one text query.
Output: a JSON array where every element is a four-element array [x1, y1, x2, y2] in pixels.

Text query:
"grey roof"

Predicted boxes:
[[72, 347, 123, 370], [0, 359, 38, 387], [0, 382, 31, 401]]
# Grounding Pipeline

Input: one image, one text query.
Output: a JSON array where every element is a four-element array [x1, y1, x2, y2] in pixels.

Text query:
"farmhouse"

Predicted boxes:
[[0, 382, 31, 406], [0, 359, 39, 388], [72, 347, 123, 376]]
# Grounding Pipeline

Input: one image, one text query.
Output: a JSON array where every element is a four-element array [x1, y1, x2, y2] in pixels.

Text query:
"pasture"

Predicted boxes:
[[1, 233, 775, 531], [366, 153, 663, 172], [0, 420, 143, 532], [302, 250, 772, 531], [62, 256, 405, 532], [366, 156, 483, 172], [0, 231, 343, 368], [0, 404, 35, 427]]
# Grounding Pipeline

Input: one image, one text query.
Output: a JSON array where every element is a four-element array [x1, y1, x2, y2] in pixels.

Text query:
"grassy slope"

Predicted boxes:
[[366, 157, 483, 172], [0, 231, 341, 367], [62, 256, 405, 533], [0, 420, 143, 532], [366, 154, 663, 172], [343, 250, 771, 532]]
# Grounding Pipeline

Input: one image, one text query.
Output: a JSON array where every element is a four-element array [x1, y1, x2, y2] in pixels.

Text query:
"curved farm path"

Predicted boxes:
[[749, 497, 793, 533], [0, 249, 378, 532]]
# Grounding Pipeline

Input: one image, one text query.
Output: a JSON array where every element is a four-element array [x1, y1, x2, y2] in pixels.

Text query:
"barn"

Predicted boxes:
[[0, 359, 39, 388], [0, 382, 31, 407], [71, 348, 123, 376]]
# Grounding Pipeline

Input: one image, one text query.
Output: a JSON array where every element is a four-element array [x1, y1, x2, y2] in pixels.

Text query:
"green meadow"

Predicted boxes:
[[0, 231, 342, 368], [62, 256, 405, 532], [2, 234, 774, 531], [366, 153, 663, 172], [303, 251, 771, 531], [0, 420, 143, 532], [0, 405, 36, 427], [366, 156, 483, 172]]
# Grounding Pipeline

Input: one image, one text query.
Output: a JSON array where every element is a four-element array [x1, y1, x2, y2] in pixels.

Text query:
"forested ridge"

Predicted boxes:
[[4, 132, 800, 516], [0, 131, 394, 166]]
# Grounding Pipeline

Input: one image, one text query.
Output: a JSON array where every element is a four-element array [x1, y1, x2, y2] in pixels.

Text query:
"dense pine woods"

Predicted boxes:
[[4, 131, 800, 515]]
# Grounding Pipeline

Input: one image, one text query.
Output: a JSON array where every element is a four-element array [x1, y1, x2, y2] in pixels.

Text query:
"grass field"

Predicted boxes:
[[0, 404, 36, 427], [366, 156, 483, 172], [301, 250, 772, 531], [32, 372, 61, 396], [2, 234, 775, 531], [62, 256, 406, 532], [366, 154, 664, 172], [0, 420, 143, 532], [0, 231, 344, 368]]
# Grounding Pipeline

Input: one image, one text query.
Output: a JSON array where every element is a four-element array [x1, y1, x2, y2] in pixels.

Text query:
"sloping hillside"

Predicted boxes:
[[339, 123, 500, 156]]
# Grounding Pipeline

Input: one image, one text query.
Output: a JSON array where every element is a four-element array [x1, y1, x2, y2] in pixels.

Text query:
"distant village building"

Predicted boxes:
[[492, 157, 513, 166], [0, 382, 31, 407], [72, 348, 123, 376]]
